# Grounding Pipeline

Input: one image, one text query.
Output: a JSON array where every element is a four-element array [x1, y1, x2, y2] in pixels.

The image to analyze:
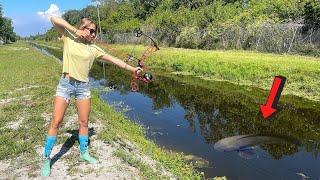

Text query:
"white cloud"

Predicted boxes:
[[37, 4, 61, 21], [11, 13, 52, 37]]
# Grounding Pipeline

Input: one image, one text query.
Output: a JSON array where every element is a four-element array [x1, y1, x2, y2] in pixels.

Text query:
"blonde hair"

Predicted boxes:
[[76, 18, 98, 32]]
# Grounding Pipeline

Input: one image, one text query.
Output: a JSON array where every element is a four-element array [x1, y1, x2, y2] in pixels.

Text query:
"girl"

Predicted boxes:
[[41, 16, 142, 177]]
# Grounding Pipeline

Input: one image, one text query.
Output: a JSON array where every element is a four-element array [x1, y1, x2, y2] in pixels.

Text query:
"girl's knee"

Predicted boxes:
[[79, 119, 88, 127]]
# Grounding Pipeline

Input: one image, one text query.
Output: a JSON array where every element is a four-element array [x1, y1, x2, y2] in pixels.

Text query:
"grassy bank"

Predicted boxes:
[[99, 44, 320, 101], [0, 42, 201, 179], [0, 42, 61, 159]]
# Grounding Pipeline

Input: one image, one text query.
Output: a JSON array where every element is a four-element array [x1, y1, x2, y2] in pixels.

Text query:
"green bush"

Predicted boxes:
[[175, 26, 198, 49]]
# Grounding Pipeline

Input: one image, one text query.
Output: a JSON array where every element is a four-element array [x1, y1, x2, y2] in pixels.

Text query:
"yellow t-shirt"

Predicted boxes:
[[61, 30, 105, 82]]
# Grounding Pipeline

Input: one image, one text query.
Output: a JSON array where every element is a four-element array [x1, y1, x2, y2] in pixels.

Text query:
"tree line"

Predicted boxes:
[[42, 0, 320, 56], [0, 4, 17, 44]]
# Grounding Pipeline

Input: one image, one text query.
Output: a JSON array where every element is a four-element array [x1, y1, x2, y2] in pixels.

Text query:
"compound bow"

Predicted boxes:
[[125, 29, 159, 91], [102, 29, 159, 91]]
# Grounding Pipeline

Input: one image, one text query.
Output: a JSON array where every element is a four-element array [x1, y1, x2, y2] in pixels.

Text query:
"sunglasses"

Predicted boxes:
[[84, 27, 96, 35]]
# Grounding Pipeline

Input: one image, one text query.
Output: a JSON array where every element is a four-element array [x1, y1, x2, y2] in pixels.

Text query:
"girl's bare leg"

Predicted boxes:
[[41, 96, 69, 177], [76, 98, 90, 135], [48, 96, 70, 135]]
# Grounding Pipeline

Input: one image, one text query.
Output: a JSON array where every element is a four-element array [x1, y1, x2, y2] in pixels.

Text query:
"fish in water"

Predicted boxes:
[[296, 172, 310, 180], [213, 135, 298, 159]]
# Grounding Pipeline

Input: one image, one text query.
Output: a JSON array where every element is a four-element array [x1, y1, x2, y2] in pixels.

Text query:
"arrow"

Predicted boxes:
[[260, 76, 286, 119]]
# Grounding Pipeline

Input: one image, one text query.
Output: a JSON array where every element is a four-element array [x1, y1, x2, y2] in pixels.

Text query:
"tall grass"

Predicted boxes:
[[98, 43, 320, 101]]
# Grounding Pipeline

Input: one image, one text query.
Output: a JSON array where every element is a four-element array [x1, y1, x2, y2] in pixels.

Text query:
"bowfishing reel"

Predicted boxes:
[[131, 71, 153, 92], [134, 69, 153, 83], [143, 72, 153, 82]]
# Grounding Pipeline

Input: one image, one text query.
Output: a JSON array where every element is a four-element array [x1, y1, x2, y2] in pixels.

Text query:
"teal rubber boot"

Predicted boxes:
[[40, 158, 51, 177], [79, 150, 98, 164]]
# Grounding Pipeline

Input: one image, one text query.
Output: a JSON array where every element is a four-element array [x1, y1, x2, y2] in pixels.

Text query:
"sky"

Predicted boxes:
[[1, 0, 93, 37]]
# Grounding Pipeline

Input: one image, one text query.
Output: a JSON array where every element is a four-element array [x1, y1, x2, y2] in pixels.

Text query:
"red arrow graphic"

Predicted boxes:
[[260, 76, 286, 119]]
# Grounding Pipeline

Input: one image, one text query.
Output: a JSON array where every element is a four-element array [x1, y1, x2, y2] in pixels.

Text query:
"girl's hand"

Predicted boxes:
[[75, 29, 90, 40], [133, 67, 143, 75]]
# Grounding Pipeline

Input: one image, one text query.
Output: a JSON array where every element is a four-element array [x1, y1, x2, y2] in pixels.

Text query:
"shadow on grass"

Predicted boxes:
[[50, 127, 96, 166]]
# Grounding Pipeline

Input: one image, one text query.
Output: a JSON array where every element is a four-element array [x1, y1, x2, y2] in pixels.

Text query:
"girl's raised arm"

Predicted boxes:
[[50, 16, 76, 36], [50, 16, 89, 39]]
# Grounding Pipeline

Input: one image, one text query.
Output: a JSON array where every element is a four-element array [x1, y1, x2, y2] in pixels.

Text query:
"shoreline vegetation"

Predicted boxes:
[[0, 42, 203, 179]]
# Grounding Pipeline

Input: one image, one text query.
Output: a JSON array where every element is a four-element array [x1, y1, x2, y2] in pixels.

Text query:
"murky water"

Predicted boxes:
[[33, 43, 320, 179]]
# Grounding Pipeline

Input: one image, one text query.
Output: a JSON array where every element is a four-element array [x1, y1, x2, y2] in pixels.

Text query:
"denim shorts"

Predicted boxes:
[[55, 75, 91, 102]]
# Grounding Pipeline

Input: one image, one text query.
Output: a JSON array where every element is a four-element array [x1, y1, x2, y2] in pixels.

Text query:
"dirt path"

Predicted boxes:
[[0, 88, 175, 179], [0, 113, 139, 179]]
